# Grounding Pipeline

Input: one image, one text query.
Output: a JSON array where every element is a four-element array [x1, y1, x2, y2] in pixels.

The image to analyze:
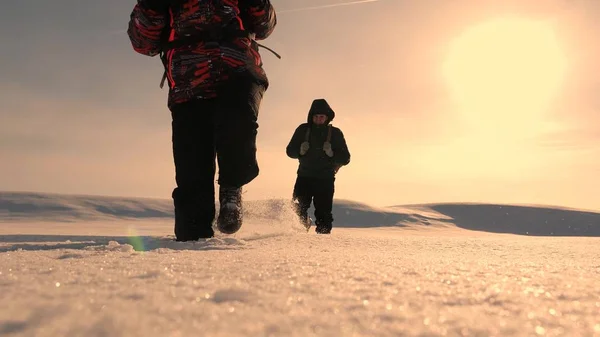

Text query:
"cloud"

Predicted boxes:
[[278, 0, 381, 14]]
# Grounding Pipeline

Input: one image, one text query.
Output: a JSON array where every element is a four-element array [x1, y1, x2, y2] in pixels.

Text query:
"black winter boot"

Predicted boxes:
[[315, 222, 332, 234], [174, 215, 215, 241], [172, 188, 215, 241], [217, 186, 243, 234]]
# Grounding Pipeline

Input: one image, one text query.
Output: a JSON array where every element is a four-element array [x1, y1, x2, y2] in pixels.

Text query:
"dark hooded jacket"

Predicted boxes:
[[286, 99, 351, 178]]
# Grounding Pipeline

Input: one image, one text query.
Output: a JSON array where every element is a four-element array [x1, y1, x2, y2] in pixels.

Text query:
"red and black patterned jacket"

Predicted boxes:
[[127, 0, 277, 108]]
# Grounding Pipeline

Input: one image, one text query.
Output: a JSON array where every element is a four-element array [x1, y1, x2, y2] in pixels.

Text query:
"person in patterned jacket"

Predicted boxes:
[[127, 0, 277, 241]]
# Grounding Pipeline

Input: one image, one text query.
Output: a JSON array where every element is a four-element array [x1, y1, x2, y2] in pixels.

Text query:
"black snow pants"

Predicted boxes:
[[292, 176, 335, 233], [169, 77, 264, 241]]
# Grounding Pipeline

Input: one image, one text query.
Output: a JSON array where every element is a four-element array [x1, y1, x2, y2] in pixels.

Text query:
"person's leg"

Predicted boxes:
[[213, 76, 265, 234], [292, 176, 313, 228], [170, 99, 217, 240], [312, 176, 335, 234]]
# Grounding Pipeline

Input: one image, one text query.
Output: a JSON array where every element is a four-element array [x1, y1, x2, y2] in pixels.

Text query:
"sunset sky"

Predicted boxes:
[[1, 0, 599, 211]]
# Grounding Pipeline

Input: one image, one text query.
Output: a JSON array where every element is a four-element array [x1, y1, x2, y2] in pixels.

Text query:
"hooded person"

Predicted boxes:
[[285, 99, 351, 234]]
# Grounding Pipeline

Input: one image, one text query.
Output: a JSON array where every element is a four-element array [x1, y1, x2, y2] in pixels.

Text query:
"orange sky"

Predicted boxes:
[[1, 0, 599, 211]]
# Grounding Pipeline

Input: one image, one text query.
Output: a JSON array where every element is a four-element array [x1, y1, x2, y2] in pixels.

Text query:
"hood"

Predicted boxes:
[[307, 99, 335, 124]]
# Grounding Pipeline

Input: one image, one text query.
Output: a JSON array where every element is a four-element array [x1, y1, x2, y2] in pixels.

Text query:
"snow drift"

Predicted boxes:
[[2, 191, 600, 336]]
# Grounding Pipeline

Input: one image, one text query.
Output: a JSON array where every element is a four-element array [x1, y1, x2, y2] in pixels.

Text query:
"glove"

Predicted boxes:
[[300, 142, 310, 156], [140, 0, 170, 12], [323, 142, 334, 157]]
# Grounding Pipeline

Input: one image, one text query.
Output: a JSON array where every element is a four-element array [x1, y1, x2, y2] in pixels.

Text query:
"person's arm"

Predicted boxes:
[[332, 128, 350, 166], [286, 125, 307, 159], [239, 0, 277, 40], [127, 0, 170, 56]]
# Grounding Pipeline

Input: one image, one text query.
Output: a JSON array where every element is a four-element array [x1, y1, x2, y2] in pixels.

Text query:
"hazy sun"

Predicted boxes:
[[443, 17, 567, 136]]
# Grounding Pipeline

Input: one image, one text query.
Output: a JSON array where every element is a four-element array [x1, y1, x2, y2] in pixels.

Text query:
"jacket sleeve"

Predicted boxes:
[[286, 125, 306, 159], [127, 2, 168, 57], [332, 128, 350, 166], [239, 0, 277, 40]]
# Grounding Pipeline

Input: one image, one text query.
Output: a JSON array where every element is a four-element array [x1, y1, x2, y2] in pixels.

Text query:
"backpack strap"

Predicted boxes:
[[326, 124, 332, 143], [159, 55, 169, 88], [304, 127, 311, 142], [158, 11, 174, 89]]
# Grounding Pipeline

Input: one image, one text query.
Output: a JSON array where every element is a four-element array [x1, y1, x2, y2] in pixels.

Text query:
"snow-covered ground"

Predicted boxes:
[[1, 191, 600, 337]]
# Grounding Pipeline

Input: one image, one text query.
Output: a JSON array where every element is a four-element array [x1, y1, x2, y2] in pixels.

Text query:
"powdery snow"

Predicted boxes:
[[1, 192, 600, 337]]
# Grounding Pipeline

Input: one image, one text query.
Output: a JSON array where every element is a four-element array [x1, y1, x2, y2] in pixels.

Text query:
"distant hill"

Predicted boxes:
[[1, 191, 599, 236]]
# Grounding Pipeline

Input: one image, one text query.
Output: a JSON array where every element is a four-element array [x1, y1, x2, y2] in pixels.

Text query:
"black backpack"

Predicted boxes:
[[156, 4, 281, 88]]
